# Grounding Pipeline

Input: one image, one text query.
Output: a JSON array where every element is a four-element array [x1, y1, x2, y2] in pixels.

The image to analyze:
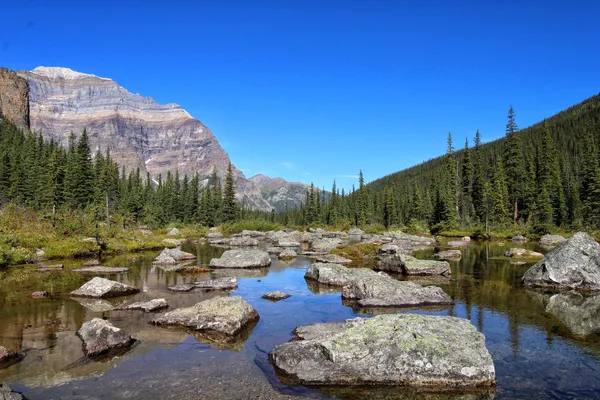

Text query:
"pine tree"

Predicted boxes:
[[490, 156, 510, 226], [222, 162, 237, 222], [472, 130, 486, 224], [441, 133, 458, 227], [461, 137, 473, 225], [503, 106, 525, 224]]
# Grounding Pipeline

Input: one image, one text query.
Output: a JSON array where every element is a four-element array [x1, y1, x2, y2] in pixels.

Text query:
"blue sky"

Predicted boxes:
[[2, 0, 599, 190]]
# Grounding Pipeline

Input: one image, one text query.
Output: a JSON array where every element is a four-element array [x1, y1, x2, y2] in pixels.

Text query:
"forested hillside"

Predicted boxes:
[[286, 93, 600, 234]]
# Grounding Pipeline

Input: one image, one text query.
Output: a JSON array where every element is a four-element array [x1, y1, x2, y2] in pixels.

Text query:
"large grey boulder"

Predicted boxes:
[[279, 248, 297, 259], [70, 277, 140, 298], [166, 227, 182, 236], [504, 248, 543, 258], [77, 318, 136, 356], [539, 234, 566, 247], [194, 277, 238, 291], [116, 299, 168, 312], [209, 249, 271, 269], [522, 232, 600, 290], [311, 238, 343, 253], [342, 273, 453, 307], [376, 254, 451, 276], [277, 237, 301, 247], [270, 314, 495, 388], [153, 248, 196, 265], [540, 292, 600, 337], [149, 296, 259, 336], [228, 237, 259, 246], [304, 263, 380, 287]]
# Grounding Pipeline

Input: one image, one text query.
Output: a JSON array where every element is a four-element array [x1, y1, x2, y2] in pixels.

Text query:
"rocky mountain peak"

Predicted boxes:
[[30, 66, 110, 81]]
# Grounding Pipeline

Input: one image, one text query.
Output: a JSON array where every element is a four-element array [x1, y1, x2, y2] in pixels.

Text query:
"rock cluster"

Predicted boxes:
[[209, 249, 271, 268]]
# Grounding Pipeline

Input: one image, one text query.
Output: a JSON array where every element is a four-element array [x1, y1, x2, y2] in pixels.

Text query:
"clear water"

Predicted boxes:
[[0, 241, 599, 399]]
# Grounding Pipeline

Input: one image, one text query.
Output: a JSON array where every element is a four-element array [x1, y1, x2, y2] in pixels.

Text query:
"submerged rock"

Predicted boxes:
[[314, 254, 352, 265], [342, 273, 453, 307], [279, 248, 297, 259], [194, 277, 238, 291], [209, 249, 271, 269], [304, 263, 380, 287], [262, 291, 292, 301], [71, 277, 140, 298], [72, 297, 118, 312], [522, 232, 600, 290], [270, 314, 495, 388], [539, 234, 566, 247], [77, 318, 136, 356], [116, 299, 168, 312], [168, 284, 195, 292], [504, 248, 543, 258], [434, 250, 462, 260], [377, 254, 451, 276], [0, 346, 24, 369], [72, 266, 130, 273], [150, 296, 259, 336]]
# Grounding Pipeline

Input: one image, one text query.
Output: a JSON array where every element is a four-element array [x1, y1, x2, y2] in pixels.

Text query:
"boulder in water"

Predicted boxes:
[[504, 248, 543, 258], [539, 234, 566, 247], [434, 250, 462, 260], [70, 277, 139, 298], [116, 299, 168, 312], [262, 291, 292, 301], [279, 248, 297, 259], [77, 318, 136, 356], [209, 249, 271, 269], [377, 254, 451, 276], [194, 277, 238, 291]]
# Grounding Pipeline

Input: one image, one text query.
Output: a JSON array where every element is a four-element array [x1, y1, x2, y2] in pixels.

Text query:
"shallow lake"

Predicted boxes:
[[1, 241, 599, 399]]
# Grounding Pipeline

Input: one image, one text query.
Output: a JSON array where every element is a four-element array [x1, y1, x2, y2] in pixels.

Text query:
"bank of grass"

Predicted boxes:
[[331, 243, 379, 267], [222, 220, 282, 235]]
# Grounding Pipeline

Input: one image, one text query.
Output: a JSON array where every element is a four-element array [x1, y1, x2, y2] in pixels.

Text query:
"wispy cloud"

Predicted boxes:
[[302, 171, 311, 176], [339, 174, 359, 179], [281, 161, 294, 168]]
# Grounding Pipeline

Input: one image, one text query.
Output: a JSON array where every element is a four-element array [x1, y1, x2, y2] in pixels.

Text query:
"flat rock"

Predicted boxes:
[[304, 263, 380, 287], [209, 249, 271, 269], [206, 232, 224, 239], [77, 318, 136, 356], [277, 238, 301, 247], [72, 266, 130, 273], [0, 346, 24, 369], [267, 246, 284, 255], [311, 238, 343, 253], [270, 314, 495, 387], [241, 230, 265, 238], [150, 296, 259, 336], [377, 254, 451, 276], [539, 234, 567, 247], [228, 237, 259, 246], [448, 240, 470, 248], [116, 298, 168, 312], [36, 264, 64, 272], [153, 248, 196, 264], [383, 231, 436, 245], [434, 250, 462, 260], [342, 273, 453, 307], [522, 232, 600, 290], [378, 243, 400, 255], [504, 248, 543, 258], [168, 284, 195, 292], [262, 291, 292, 301], [314, 254, 352, 265], [31, 291, 49, 298], [194, 277, 238, 291], [279, 248, 297, 259], [0, 383, 23, 400], [71, 277, 140, 298], [83, 259, 100, 266]]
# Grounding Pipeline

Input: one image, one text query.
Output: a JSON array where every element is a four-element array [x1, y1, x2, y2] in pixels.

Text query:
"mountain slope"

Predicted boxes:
[[249, 174, 309, 212]]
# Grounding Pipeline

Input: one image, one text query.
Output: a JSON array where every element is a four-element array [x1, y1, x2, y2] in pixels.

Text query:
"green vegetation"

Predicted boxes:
[[331, 243, 379, 266]]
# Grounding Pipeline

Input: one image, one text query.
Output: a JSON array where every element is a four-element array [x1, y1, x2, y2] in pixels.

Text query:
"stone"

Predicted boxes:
[[162, 238, 183, 246], [72, 298, 117, 312], [262, 291, 292, 301], [209, 249, 271, 269], [342, 273, 453, 307], [228, 237, 259, 246], [462, 236, 471, 242], [31, 291, 49, 298], [378, 243, 400, 255], [71, 277, 139, 298], [512, 234, 527, 242], [167, 227, 182, 236], [539, 234, 567, 247], [153, 248, 196, 264], [168, 284, 195, 292], [194, 277, 238, 291], [270, 314, 495, 388], [0, 383, 24, 400], [311, 238, 343, 253], [377, 254, 451, 276], [383, 231, 436, 246], [77, 318, 136, 356], [523, 232, 600, 290], [36, 264, 64, 272], [241, 230, 265, 238], [434, 250, 462, 260], [116, 299, 168, 312], [72, 266, 130, 273], [348, 228, 364, 236], [314, 254, 352, 265], [139, 229, 154, 236], [206, 232, 224, 239], [150, 296, 259, 336], [277, 238, 301, 247], [0, 346, 24, 369], [81, 237, 97, 243], [266, 246, 284, 255], [279, 248, 297, 259], [304, 263, 380, 287], [83, 259, 100, 266], [448, 240, 470, 247], [504, 248, 544, 258]]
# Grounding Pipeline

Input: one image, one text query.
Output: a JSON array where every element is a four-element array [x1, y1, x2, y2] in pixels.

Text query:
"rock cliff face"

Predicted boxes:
[[249, 174, 309, 212], [13, 66, 303, 211], [0, 68, 29, 131]]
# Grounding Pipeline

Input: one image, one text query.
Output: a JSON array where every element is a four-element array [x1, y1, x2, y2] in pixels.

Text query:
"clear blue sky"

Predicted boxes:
[[2, 0, 599, 190]]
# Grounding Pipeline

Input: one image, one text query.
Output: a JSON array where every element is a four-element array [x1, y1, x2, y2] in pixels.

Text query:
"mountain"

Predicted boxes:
[[1, 66, 305, 211], [249, 174, 309, 211]]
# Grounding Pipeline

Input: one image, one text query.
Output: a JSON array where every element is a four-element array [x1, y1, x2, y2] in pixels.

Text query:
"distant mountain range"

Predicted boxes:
[[0, 66, 308, 212]]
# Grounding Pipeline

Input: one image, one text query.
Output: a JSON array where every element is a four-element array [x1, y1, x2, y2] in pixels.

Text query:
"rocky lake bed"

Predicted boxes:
[[0, 231, 600, 399]]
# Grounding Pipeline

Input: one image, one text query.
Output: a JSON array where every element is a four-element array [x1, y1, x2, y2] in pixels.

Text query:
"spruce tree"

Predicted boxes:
[[503, 106, 524, 224], [461, 137, 473, 225], [222, 162, 237, 222], [490, 156, 510, 226]]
